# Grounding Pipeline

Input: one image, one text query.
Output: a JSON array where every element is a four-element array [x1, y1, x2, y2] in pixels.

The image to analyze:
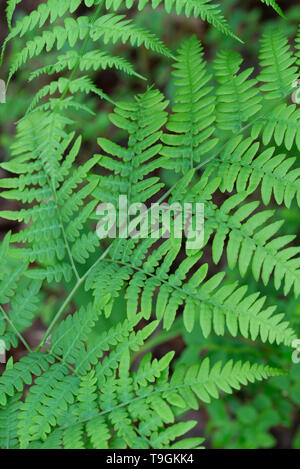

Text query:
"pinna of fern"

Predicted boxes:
[[3, 0, 283, 45], [0, 231, 43, 352], [163, 30, 300, 175], [3, 0, 237, 64], [2, 0, 287, 115], [0, 110, 102, 285], [177, 179, 300, 297], [95, 88, 171, 207], [3, 0, 234, 108]]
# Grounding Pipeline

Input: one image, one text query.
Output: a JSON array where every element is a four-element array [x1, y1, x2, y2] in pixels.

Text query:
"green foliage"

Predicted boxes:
[[259, 1, 285, 18], [161, 36, 217, 172], [0, 0, 299, 451], [96, 88, 169, 205]]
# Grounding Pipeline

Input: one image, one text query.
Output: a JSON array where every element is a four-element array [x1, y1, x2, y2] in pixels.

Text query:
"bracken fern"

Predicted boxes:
[[0, 0, 299, 450]]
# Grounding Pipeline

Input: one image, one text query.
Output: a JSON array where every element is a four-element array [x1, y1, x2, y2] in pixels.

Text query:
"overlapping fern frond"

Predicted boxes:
[[0, 307, 282, 449], [0, 111, 99, 277], [3, 0, 285, 114]]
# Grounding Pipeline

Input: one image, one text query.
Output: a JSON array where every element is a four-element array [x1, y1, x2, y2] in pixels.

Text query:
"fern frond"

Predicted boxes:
[[31, 97, 97, 116], [7, 13, 172, 83], [165, 358, 282, 404], [15, 345, 282, 448], [0, 394, 21, 449], [150, 421, 203, 449], [214, 49, 262, 132], [49, 304, 102, 366], [105, 0, 239, 41], [0, 111, 99, 281], [203, 193, 300, 296], [76, 317, 158, 376], [0, 353, 54, 406], [0, 235, 41, 351], [91, 13, 173, 57], [87, 237, 296, 344], [258, 29, 298, 100], [205, 135, 300, 208], [1, 279, 42, 350], [251, 103, 300, 152], [28, 76, 112, 114], [169, 173, 300, 296], [1, 13, 298, 450], [6, 0, 23, 30], [161, 36, 218, 172], [18, 363, 79, 448], [14, 318, 159, 447], [0, 261, 28, 306], [95, 88, 169, 205], [25, 263, 73, 283], [4, 0, 82, 43], [259, 0, 285, 17], [29, 50, 144, 82]]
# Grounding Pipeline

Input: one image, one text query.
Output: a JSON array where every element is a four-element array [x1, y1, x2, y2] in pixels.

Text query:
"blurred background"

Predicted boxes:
[[0, 0, 300, 449]]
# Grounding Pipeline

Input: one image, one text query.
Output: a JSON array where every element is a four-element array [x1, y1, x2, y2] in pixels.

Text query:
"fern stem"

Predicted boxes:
[[0, 305, 32, 353], [36, 244, 112, 351], [48, 152, 81, 282], [36, 283, 81, 352], [60, 217, 81, 282]]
